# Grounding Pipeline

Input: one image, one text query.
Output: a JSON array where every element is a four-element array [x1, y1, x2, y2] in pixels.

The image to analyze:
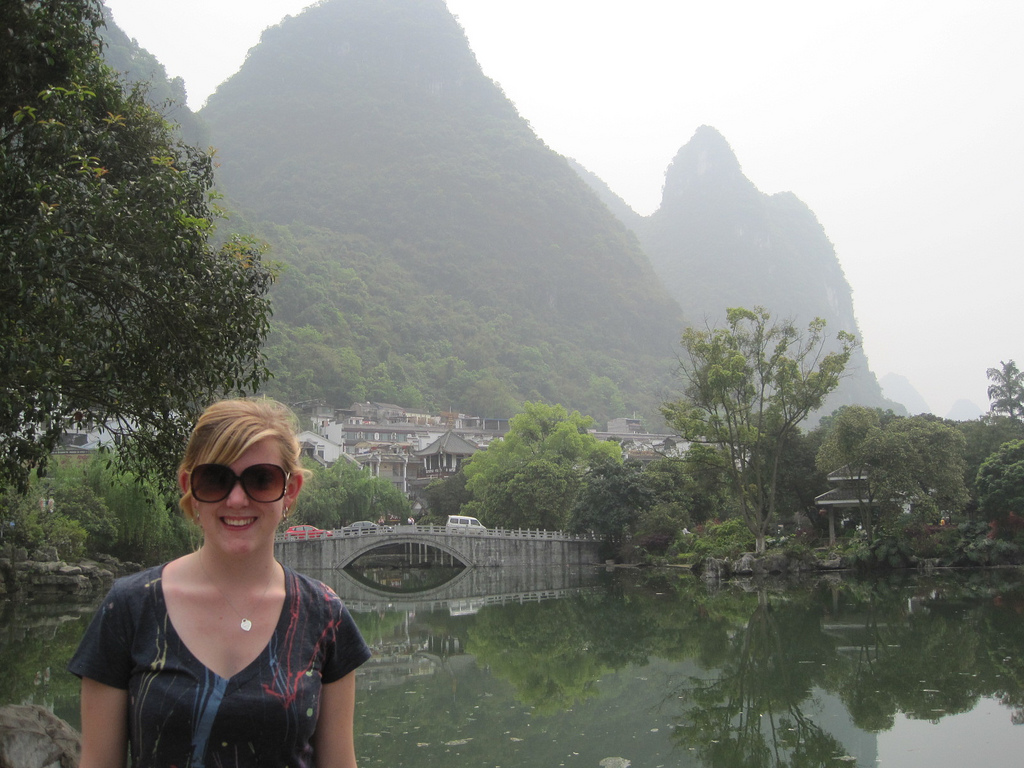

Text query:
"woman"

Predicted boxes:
[[70, 399, 371, 768]]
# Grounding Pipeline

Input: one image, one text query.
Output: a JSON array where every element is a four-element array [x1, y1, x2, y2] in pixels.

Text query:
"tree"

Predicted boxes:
[[817, 408, 969, 541], [298, 459, 409, 529], [958, 415, 1024, 516], [976, 439, 1024, 525], [661, 307, 854, 552], [1, 0, 275, 492], [462, 402, 621, 529], [987, 360, 1024, 421], [569, 457, 653, 541]]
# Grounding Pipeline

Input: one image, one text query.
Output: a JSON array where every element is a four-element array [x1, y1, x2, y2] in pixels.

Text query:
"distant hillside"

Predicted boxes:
[[880, 373, 931, 415], [585, 126, 901, 417], [194, 0, 687, 425], [98, 0, 904, 428], [99, 5, 207, 146], [948, 399, 984, 422]]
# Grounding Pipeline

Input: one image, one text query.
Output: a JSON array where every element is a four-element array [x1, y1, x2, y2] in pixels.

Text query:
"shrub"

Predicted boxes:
[[689, 518, 756, 560]]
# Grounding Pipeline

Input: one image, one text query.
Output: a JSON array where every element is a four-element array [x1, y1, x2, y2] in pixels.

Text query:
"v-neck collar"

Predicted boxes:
[[155, 562, 292, 684]]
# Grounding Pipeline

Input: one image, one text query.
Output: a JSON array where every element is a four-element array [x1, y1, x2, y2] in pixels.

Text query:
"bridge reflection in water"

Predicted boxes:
[[301, 562, 604, 692]]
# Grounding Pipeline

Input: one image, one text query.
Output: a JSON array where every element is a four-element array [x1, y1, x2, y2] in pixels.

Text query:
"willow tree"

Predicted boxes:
[[661, 307, 854, 553], [1, 0, 274, 492]]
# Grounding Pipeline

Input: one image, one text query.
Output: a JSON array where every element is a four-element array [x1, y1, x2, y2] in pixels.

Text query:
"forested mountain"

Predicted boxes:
[[196, 0, 685, 425], [98, 6, 207, 147], [97, 0, 897, 426], [580, 126, 899, 415]]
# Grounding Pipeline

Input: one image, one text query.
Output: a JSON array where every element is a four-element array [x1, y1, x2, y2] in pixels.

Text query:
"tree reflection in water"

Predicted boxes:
[[406, 570, 1024, 767], [5, 569, 1024, 767]]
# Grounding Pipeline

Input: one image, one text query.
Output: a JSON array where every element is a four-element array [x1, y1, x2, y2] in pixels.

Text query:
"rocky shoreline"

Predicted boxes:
[[0, 544, 141, 601]]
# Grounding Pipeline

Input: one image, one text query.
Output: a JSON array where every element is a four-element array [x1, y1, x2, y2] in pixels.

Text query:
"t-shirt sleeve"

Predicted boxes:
[[67, 577, 138, 689], [319, 589, 372, 685]]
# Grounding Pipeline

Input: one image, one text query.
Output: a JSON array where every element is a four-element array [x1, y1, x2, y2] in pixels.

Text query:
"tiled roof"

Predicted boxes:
[[413, 430, 480, 457]]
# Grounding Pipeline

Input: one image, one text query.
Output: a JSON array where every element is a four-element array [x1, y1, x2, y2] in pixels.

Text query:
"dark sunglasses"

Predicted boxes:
[[189, 463, 290, 504]]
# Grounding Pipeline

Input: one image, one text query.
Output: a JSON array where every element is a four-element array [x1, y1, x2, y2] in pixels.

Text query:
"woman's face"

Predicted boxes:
[[180, 438, 303, 557]]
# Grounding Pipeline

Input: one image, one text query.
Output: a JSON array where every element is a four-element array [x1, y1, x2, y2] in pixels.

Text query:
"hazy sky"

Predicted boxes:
[[102, 0, 1023, 418]]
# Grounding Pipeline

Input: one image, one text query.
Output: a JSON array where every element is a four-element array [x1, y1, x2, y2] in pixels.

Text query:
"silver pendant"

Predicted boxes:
[[240, 618, 252, 632]]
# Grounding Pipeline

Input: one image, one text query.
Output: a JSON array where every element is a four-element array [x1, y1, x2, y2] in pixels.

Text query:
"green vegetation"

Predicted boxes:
[[986, 359, 1024, 421], [1, 0, 274, 494], [293, 458, 410, 529], [460, 402, 620, 530], [419, 349, 1024, 571], [661, 307, 854, 552], [195, 0, 684, 426], [639, 126, 893, 415], [977, 440, 1024, 531], [1, 453, 193, 563], [816, 407, 969, 542]]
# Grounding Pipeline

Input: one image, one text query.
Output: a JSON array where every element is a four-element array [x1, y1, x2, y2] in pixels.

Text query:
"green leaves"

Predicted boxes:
[[1, 0, 274, 492], [462, 402, 622, 529], [987, 360, 1024, 421], [663, 306, 855, 551], [977, 439, 1024, 523], [817, 407, 970, 540]]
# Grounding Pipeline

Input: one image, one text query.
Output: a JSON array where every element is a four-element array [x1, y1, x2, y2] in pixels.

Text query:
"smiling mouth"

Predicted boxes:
[[222, 517, 257, 528]]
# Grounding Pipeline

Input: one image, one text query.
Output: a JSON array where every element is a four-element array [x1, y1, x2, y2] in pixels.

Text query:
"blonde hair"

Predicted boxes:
[[178, 398, 307, 522]]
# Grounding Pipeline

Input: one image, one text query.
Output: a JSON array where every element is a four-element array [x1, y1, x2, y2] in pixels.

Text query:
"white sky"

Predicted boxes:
[[102, 0, 1024, 418]]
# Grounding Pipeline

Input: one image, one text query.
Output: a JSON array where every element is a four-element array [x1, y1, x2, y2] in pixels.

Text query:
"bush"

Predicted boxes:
[[688, 518, 756, 560], [633, 503, 687, 557], [989, 512, 1024, 546], [845, 533, 916, 570]]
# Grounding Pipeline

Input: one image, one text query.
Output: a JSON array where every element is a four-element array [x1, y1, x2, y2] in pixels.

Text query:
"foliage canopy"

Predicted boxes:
[[987, 359, 1024, 421], [461, 402, 621, 529], [662, 307, 854, 552], [816, 407, 969, 541], [1, 0, 274, 492]]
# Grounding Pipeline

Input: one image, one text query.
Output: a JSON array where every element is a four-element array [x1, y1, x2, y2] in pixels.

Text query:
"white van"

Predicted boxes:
[[446, 515, 486, 533]]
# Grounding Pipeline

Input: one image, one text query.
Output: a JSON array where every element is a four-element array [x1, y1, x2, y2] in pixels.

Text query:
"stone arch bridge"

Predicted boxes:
[[274, 524, 602, 571]]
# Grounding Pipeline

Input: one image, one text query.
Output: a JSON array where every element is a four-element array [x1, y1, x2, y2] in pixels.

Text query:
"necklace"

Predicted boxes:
[[198, 547, 276, 632]]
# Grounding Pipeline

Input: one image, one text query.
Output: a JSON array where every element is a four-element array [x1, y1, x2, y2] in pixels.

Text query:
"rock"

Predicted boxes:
[[31, 547, 59, 563], [763, 553, 790, 574], [733, 553, 756, 575], [599, 759, 631, 768], [0, 704, 80, 768], [701, 557, 731, 582]]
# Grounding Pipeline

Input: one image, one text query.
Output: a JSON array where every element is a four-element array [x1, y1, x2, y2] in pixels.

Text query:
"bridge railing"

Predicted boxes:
[[276, 524, 600, 543]]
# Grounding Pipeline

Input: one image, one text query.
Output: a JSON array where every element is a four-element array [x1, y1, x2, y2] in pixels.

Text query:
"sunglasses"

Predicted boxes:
[[189, 463, 291, 504]]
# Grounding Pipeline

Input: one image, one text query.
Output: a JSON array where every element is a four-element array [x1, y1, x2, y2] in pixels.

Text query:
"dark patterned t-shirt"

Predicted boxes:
[[69, 564, 372, 768]]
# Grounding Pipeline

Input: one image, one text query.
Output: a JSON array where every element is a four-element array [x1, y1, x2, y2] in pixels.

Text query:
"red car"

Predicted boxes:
[[284, 524, 331, 540]]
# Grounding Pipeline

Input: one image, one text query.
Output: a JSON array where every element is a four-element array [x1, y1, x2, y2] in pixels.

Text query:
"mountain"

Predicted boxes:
[[97, 0, 901, 428], [98, 5, 207, 147], [879, 373, 931, 415], [624, 126, 900, 416], [947, 399, 983, 421], [196, 0, 686, 424]]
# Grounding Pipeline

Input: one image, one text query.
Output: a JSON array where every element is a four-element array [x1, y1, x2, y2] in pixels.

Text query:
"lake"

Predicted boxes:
[[3, 565, 1024, 767]]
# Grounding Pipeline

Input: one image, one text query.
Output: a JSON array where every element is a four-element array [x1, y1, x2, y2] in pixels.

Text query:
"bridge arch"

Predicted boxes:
[[332, 566, 475, 602], [334, 534, 476, 568]]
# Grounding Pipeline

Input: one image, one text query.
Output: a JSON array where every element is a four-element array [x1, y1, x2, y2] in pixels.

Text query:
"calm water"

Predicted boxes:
[[4, 566, 1024, 767]]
